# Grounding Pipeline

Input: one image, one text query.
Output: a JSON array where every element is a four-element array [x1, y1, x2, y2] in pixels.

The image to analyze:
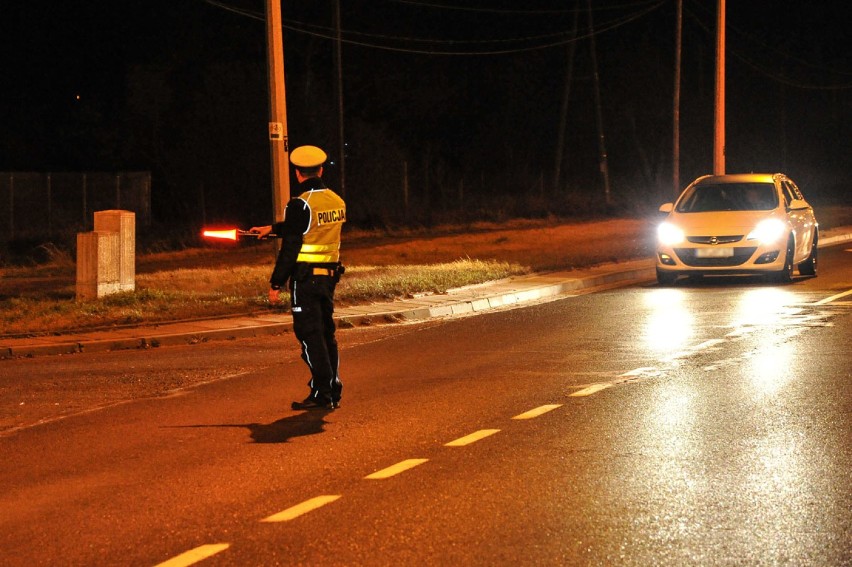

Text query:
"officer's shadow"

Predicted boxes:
[[172, 409, 333, 444]]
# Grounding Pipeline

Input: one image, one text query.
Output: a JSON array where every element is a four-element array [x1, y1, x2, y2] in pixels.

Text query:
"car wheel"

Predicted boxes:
[[656, 268, 678, 286], [798, 234, 818, 276], [772, 236, 794, 284]]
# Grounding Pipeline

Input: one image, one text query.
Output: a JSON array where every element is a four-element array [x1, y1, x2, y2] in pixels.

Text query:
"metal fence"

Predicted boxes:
[[0, 171, 151, 242]]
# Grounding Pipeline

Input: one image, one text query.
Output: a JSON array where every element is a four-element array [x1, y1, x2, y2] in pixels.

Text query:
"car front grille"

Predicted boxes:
[[686, 235, 744, 244], [674, 247, 757, 267]]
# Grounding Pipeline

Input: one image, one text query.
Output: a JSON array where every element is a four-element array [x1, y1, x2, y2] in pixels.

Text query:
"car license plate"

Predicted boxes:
[[695, 247, 734, 258]]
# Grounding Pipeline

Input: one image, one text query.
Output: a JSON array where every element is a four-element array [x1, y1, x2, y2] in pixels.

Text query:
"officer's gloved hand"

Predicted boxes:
[[250, 225, 273, 238]]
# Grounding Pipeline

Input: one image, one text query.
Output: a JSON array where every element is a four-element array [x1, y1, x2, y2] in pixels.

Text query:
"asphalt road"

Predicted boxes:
[[1, 246, 851, 566]]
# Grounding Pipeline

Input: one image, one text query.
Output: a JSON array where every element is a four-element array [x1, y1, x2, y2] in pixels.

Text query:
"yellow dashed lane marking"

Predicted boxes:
[[157, 368, 651, 564], [445, 429, 500, 447], [261, 495, 342, 523], [365, 458, 429, 479], [154, 543, 230, 567], [570, 383, 612, 397], [512, 404, 562, 420]]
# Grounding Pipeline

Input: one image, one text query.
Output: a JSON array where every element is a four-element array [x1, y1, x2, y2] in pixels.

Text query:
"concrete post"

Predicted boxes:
[[94, 210, 135, 292], [76, 231, 121, 300], [75, 210, 136, 301]]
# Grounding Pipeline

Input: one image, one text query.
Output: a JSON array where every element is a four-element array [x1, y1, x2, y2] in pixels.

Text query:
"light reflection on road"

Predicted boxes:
[[730, 288, 798, 333], [642, 289, 694, 354], [731, 289, 798, 396], [745, 343, 793, 397], [633, 284, 829, 559]]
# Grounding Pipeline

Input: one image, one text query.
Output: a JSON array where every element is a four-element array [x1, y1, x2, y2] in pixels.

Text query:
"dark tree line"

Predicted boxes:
[[2, 0, 848, 243]]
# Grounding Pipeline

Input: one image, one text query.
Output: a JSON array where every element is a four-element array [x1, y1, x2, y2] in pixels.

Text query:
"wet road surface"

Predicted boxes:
[[1, 246, 850, 565]]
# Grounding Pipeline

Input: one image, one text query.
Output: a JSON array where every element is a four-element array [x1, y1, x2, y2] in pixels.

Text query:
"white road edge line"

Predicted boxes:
[[813, 288, 852, 306], [154, 543, 230, 567], [365, 459, 429, 479], [445, 429, 500, 447], [261, 495, 342, 523]]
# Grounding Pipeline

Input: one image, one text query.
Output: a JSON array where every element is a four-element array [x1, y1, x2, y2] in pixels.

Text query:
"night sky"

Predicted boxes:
[[2, 0, 850, 231]]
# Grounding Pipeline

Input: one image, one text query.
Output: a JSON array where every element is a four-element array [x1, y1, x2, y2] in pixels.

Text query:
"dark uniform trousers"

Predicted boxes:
[[290, 267, 342, 403]]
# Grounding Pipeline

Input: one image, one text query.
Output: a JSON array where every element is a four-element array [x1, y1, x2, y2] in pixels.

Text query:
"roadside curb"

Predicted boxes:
[[822, 233, 852, 247], [366, 263, 656, 323], [1, 260, 657, 359], [2, 228, 849, 360]]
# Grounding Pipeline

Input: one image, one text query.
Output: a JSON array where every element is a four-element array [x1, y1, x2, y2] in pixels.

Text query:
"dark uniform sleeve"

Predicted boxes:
[[270, 197, 311, 288]]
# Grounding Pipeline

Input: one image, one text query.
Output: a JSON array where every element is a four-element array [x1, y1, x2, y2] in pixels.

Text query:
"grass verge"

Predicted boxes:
[[3, 207, 849, 337], [0, 259, 526, 337]]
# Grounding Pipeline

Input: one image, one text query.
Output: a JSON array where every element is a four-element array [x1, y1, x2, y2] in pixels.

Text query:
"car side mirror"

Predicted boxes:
[[788, 198, 809, 211], [659, 203, 674, 213]]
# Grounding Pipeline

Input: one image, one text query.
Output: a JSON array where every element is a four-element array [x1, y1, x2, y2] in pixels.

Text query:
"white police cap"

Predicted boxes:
[[290, 145, 327, 168]]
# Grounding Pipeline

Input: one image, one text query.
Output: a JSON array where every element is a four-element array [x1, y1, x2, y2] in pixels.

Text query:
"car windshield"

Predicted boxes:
[[676, 183, 778, 213]]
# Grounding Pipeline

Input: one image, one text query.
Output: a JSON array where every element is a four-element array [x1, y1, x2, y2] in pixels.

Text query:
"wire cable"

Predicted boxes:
[[285, 1, 666, 55], [202, 0, 263, 22], [202, 0, 666, 55], [685, 0, 852, 90], [381, 0, 659, 16]]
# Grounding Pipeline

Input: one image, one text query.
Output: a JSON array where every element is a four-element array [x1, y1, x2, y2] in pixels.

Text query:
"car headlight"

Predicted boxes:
[[657, 222, 685, 246], [747, 218, 787, 244]]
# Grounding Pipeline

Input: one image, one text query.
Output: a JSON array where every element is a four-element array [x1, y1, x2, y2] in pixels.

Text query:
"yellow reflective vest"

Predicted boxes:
[[296, 189, 346, 264]]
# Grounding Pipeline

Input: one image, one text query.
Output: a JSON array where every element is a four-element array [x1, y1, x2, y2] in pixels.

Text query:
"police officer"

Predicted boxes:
[[251, 145, 346, 410]]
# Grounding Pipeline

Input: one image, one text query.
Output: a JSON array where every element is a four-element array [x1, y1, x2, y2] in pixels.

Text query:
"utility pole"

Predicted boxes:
[[714, 0, 726, 175], [586, 0, 612, 206], [553, 0, 581, 193], [266, 0, 290, 223], [672, 0, 682, 199], [334, 0, 346, 198]]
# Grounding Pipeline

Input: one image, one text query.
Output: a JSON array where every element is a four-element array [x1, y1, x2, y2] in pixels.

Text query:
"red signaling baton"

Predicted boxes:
[[201, 228, 278, 241]]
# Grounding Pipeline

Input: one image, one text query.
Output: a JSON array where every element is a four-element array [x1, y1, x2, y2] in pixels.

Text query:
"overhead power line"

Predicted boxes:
[[203, 0, 263, 21], [685, 1, 852, 91], [382, 0, 659, 16], [202, 0, 666, 56]]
